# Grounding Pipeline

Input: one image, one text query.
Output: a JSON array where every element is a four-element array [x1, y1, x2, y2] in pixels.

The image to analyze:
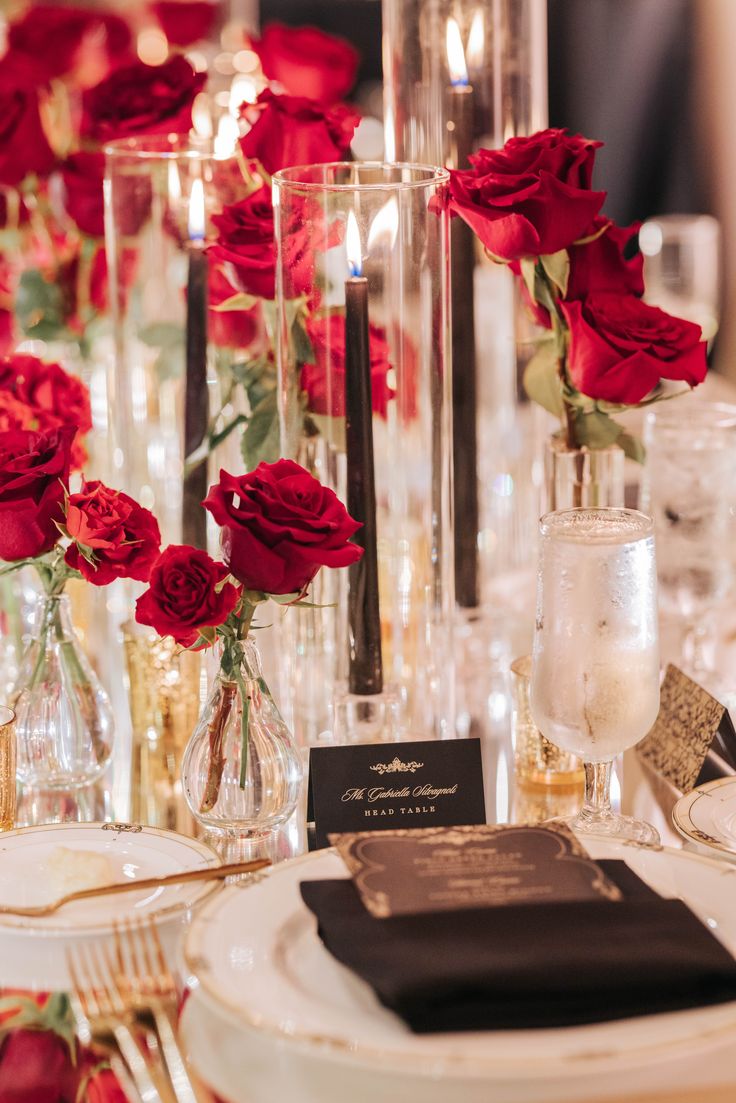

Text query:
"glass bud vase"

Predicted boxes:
[[544, 436, 626, 512], [14, 594, 114, 788], [181, 638, 302, 836]]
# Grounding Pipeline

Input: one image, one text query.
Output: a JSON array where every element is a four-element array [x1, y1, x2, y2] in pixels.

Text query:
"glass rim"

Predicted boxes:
[[272, 161, 450, 192], [103, 134, 215, 161], [0, 706, 15, 728], [645, 401, 736, 431], [539, 507, 654, 544]]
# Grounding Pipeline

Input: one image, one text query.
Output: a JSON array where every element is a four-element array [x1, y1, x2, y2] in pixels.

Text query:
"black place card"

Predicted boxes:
[[331, 823, 622, 917], [307, 738, 486, 850], [637, 664, 736, 794]]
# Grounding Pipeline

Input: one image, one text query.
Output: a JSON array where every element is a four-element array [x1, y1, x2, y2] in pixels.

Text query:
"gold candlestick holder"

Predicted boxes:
[[123, 623, 203, 834], [511, 655, 584, 788]]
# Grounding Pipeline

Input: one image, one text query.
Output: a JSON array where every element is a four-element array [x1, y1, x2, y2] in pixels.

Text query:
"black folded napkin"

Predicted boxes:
[[300, 861, 736, 1032]]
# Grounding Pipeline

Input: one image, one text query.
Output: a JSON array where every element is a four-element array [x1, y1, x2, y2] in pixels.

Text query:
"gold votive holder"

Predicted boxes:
[[0, 706, 16, 831], [511, 655, 584, 788], [123, 623, 203, 834]]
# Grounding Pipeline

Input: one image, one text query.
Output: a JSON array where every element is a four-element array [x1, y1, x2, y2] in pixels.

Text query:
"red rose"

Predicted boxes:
[[61, 151, 105, 238], [81, 56, 206, 144], [448, 128, 606, 261], [0, 353, 92, 470], [566, 218, 644, 301], [0, 59, 56, 187], [253, 22, 359, 105], [209, 266, 266, 350], [64, 480, 161, 585], [136, 545, 240, 648], [0, 425, 72, 561], [203, 460, 362, 594], [9, 354, 92, 436], [240, 90, 360, 175], [151, 1, 219, 47], [561, 293, 708, 405], [0, 1027, 78, 1103], [301, 314, 395, 419], [6, 5, 132, 87], [209, 186, 277, 300]]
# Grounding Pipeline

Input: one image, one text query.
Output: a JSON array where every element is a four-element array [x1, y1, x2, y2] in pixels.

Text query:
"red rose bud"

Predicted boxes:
[[64, 480, 161, 586], [203, 460, 363, 595], [6, 4, 132, 86], [135, 545, 240, 648], [151, 1, 218, 47], [561, 293, 708, 405], [0, 58, 56, 188], [301, 314, 396, 419], [448, 128, 606, 262], [253, 22, 359, 105], [0, 425, 73, 561], [81, 56, 206, 144], [240, 90, 360, 175]]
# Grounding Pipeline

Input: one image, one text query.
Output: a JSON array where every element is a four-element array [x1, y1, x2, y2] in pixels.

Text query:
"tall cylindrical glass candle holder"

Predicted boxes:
[[104, 137, 249, 550], [274, 163, 454, 745], [383, 0, 548, 617]]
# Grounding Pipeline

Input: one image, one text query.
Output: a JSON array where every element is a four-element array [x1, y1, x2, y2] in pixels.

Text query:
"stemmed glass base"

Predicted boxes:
[[569, 761, 661, 847]]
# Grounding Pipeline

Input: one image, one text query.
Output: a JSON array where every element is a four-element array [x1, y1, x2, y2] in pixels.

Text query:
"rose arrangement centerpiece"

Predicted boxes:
[[0, 356, 162, 786], [135, 459, 362, 833], [447, 128, 708, 507]]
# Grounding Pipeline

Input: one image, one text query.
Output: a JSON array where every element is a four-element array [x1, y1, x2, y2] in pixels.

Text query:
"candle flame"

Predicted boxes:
[[214, 113, 239, 160], [466, 9, 484, 69], [167, 160, 181, 203], [367, 197, 399, 252], [188, 178, 205, 242], [446, 17, 468, 86], [346, 209, 362, 277]]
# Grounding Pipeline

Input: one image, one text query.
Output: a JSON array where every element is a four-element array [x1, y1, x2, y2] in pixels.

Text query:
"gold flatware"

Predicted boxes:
[[67, 942, 164, 1103], [114, 918, 210, 1103], [0, 858, 270, 918]]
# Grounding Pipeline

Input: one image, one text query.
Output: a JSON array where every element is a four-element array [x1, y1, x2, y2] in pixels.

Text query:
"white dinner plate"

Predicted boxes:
[[0, 822, 221, 990], [181, 840, 736, 1103], [673, 777, 736, 860]]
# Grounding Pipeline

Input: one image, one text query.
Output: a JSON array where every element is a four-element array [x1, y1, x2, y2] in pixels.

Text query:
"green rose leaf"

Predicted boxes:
[[573, 408, 626, 450], [241, 389, 279, 470], [211, 292, 260, 313], [523, 341, 564, 418], [539, 250, 570, 297], [617, 430, 646, 464]]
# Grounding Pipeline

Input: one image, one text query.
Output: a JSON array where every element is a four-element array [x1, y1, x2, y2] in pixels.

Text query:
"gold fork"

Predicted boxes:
[[0, 858, 270, 918], [113, 918, 211, 1103], [67, 942, 164, 1103]]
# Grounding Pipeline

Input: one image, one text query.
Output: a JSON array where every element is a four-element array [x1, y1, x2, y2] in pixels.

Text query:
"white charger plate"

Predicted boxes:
[[181, 840, 736, 1103], [673, 777, 736, 860], [0, 822, 221, 990]]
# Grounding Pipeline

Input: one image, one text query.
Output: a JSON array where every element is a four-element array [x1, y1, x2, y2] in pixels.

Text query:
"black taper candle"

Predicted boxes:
[[345, 273, 384, 696], [448, 82, 479, 608], [183, 240, 209, 550]]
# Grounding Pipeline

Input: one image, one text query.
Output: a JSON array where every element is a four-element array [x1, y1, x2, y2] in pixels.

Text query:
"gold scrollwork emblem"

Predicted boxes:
[[369, 756, 424, 775], [101, 822, 143, 833]]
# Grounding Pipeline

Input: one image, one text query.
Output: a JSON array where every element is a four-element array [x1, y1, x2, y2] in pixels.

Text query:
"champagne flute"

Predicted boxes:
[[530, 509, 660, 844]]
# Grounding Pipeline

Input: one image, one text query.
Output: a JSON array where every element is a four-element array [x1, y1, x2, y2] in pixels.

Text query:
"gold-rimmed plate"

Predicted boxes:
[[0, 822, 221, 990], [181, 840, 736, 1103], [672, 778, 736, 860]]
